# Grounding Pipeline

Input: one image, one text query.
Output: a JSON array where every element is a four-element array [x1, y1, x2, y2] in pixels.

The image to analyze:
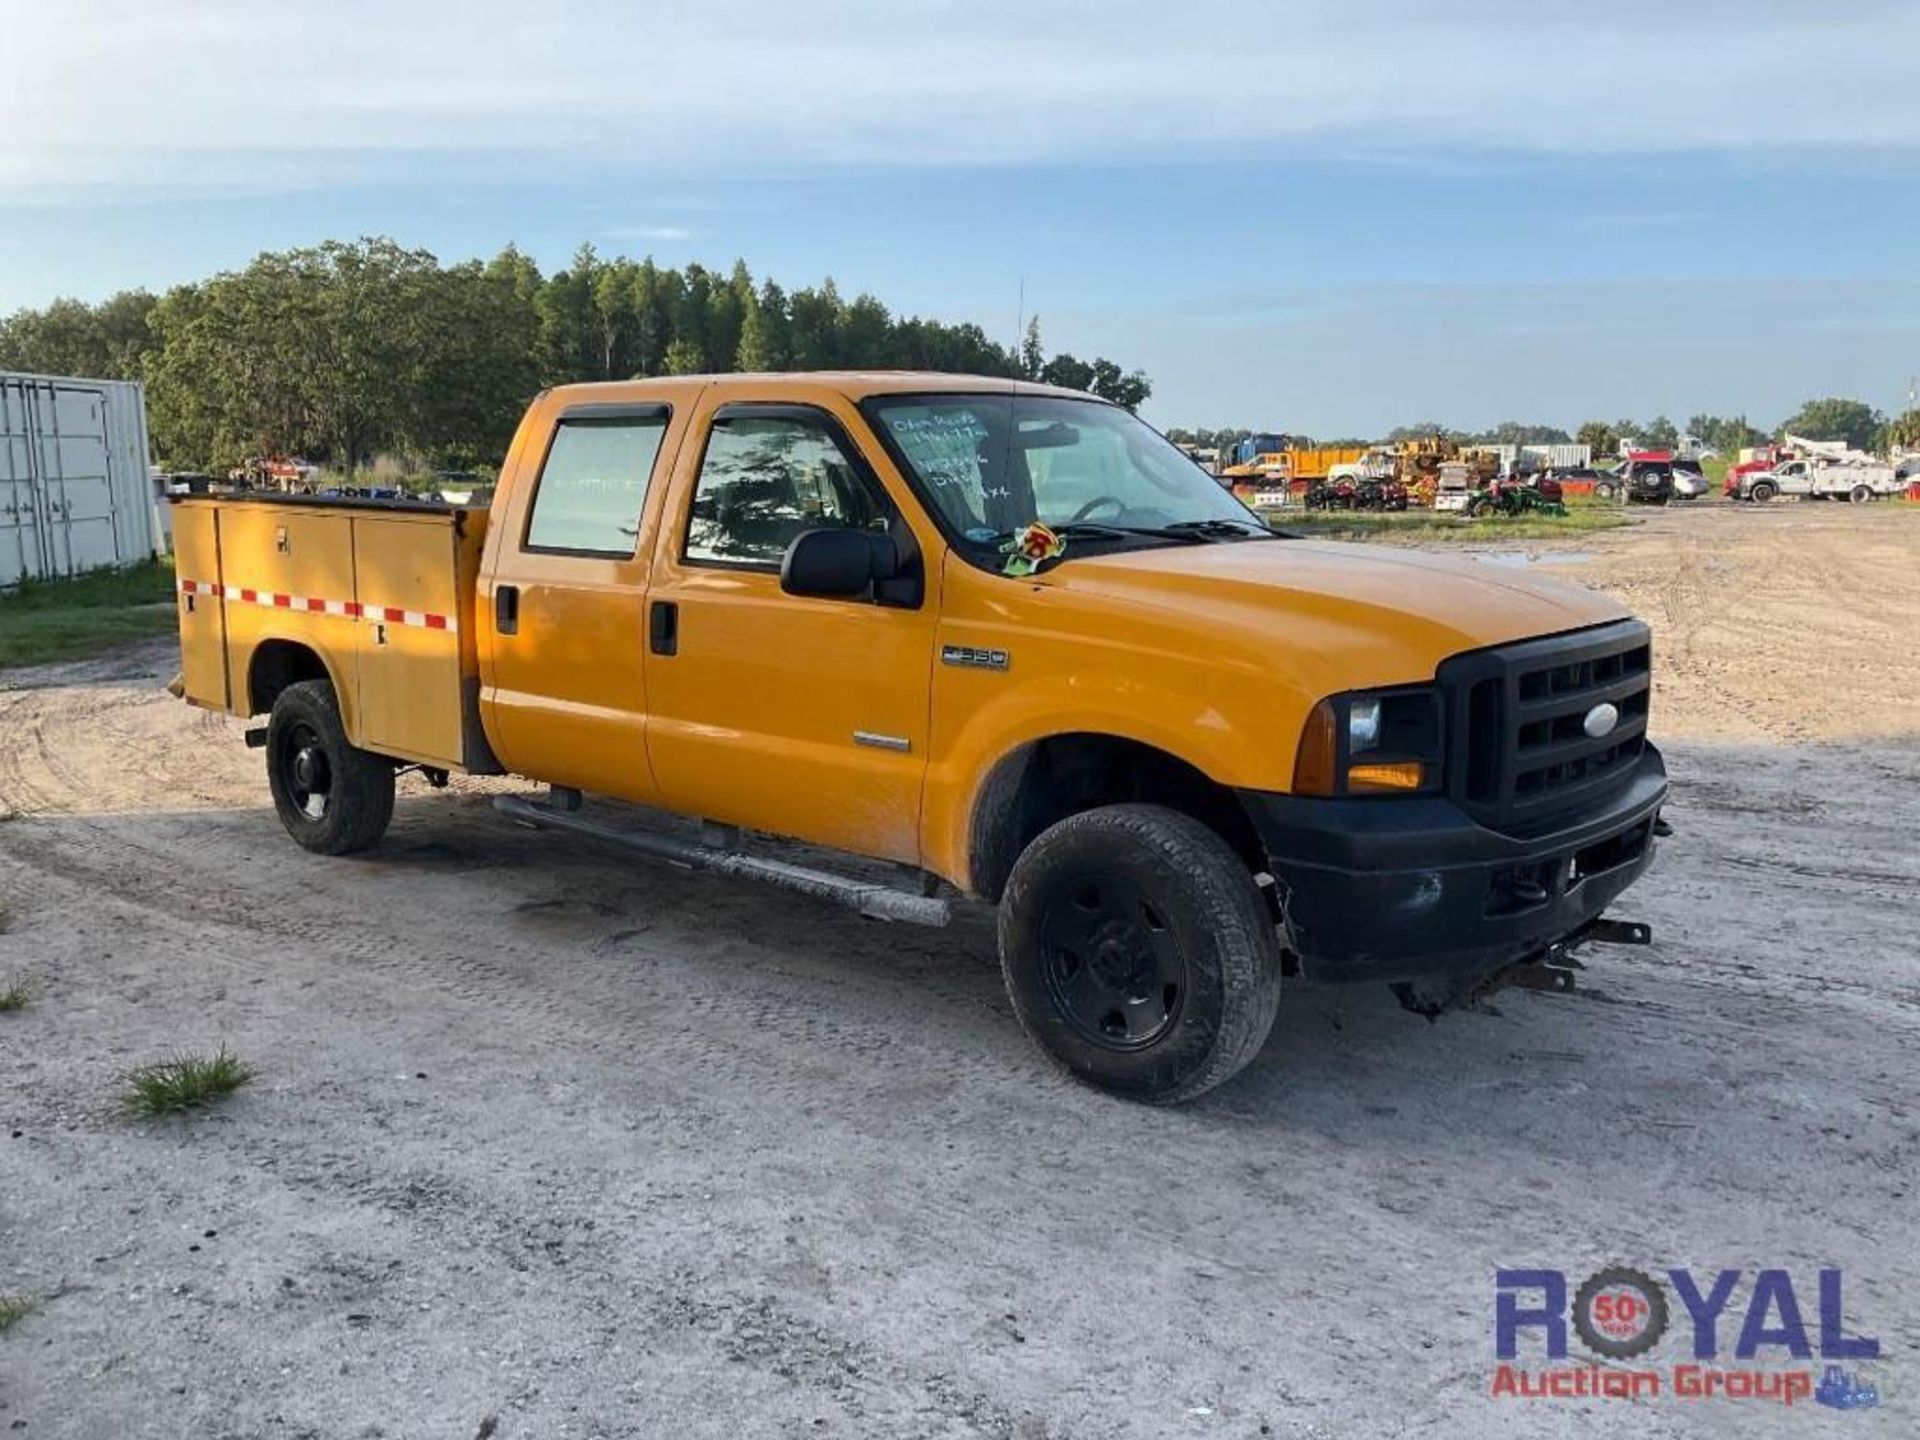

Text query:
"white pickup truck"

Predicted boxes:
[[1738, 458, 1905, 503]]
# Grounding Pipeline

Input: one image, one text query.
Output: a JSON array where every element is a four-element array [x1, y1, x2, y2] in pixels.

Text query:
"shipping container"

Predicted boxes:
[[0, 371, 158, 588]]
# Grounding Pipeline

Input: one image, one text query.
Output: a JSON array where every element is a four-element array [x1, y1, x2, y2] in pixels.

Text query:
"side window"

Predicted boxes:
[[524, 416, 668, 555], [685, 414, 888, 568]]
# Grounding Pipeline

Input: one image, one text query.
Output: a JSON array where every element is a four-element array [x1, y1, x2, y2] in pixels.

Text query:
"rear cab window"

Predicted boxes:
[[524, 413, 670, 556]]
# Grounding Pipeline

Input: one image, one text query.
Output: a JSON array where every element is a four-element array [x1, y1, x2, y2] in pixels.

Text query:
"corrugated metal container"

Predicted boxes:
[[1, 371, 157, 587], [1522, 443, 1592, 469]]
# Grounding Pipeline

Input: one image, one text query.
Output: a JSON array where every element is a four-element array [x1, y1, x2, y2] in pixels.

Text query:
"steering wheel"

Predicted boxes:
[[1068, 495, 1126, 523]]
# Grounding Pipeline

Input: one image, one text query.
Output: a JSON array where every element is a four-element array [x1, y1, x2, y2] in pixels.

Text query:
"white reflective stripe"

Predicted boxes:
[[175, 578, 456, 632]]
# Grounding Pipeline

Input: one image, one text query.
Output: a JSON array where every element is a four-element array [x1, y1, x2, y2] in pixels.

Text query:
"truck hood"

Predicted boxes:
[[1041, 539, 1628, 686]]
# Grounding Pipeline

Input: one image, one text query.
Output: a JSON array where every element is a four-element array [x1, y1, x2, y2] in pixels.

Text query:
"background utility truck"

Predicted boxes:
[[1737, 456, 1905, 503], [171, 373, 1667, 1103]]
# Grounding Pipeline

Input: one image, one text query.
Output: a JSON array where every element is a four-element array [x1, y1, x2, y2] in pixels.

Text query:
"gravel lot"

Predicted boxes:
[[2, 503, 1916, 1438]]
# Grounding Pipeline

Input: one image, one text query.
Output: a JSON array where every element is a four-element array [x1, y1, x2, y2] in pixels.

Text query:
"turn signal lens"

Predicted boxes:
[[1347, 760, 1425, 792], [1293, 699, 1340, 795]]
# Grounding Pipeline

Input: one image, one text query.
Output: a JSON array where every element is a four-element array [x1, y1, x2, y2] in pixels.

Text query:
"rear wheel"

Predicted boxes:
[[1850, 484, 1872, 504], [998, 804, 1283, 1104], [266, 679, 395, 854]]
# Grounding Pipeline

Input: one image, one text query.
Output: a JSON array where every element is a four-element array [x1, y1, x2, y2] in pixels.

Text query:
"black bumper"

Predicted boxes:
[[1238, 746, 1667, 985]]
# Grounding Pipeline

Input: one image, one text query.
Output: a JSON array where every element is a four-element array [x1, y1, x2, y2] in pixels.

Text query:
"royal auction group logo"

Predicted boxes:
[[1494, 1267, 1882, 1411]]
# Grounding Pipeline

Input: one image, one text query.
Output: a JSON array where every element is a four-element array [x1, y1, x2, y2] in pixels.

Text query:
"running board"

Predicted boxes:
[[491, 793, 952, 927]]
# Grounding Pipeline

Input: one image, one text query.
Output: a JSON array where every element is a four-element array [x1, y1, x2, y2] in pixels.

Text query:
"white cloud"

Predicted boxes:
[[4, 1, 1917, 198], [605, 225, 693, 242]]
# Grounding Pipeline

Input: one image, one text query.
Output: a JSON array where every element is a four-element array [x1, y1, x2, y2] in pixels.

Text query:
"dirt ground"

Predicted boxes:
[[2, 503, 1916, 1438]]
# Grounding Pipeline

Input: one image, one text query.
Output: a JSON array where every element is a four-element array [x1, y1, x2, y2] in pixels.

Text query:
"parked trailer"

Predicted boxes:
[[0, 372, 158, 587]]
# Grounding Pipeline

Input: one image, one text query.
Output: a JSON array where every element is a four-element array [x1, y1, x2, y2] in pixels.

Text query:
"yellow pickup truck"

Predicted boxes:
[[172, 372, 1666, 1102]]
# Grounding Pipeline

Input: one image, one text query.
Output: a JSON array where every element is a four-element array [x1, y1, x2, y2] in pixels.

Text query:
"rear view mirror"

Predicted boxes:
[[780, 528, 899, 599]]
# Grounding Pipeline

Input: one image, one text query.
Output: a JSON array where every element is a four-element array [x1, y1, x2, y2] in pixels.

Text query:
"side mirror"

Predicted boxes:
[[780, 528, 899, 600]]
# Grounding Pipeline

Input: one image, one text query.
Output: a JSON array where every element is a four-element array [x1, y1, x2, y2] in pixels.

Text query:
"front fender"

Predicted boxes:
[[917, 620, 1311, 892]]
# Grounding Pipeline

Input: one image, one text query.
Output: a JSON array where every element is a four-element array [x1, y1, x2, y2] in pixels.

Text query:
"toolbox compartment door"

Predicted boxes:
[[171, 502, 229, 709], [352, 513, 469, 765]]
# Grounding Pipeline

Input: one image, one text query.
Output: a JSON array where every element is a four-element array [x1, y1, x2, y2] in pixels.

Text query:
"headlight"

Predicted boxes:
[[1294, 688, 1444, 796]]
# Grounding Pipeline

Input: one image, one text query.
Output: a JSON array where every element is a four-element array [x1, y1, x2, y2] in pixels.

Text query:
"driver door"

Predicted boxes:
[[641, 395, 939, 863]]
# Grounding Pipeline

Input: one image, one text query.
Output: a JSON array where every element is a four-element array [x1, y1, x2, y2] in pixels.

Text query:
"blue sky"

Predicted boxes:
[[4, 0, 1918, 435]]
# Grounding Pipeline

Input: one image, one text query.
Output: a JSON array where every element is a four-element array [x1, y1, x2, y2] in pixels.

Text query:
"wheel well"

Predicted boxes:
[[247, 641, 331, 716], [967, 733, 1267, 903]]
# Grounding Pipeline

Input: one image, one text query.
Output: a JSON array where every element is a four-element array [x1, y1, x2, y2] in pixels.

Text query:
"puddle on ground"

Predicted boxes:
[[1475, 551, 1592, 568]]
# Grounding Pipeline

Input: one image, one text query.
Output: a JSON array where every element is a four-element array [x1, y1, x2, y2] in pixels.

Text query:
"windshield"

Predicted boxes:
[[867, 393, 1259, 546]]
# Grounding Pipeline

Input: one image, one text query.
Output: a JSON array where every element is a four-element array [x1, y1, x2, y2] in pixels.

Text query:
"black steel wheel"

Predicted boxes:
[[999, 804, 1284, 1104], [266, 679, 395, 855], [1038, 876, 1187, 1051]]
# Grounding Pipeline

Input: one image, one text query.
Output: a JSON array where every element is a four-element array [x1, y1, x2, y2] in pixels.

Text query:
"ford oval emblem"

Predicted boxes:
[[1583, 702, 1620, 739]]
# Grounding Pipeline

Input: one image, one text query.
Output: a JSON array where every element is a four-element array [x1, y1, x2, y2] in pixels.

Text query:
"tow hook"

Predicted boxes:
[[1478, 915, 1653, 1002], [1391, 915, 1653, 1018]]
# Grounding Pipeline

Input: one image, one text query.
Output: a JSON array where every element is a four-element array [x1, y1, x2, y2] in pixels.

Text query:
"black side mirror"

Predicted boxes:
[[780, 528, 899, 600]]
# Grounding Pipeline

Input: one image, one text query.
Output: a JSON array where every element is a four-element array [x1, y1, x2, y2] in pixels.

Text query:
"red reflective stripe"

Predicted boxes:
[[174, 581, 450, 631]]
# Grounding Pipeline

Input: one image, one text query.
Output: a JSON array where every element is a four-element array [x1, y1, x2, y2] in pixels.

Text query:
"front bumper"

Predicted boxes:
[[1238, 746, 1667, 985]]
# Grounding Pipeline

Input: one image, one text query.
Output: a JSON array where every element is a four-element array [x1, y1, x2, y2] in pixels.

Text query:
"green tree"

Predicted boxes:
[[1640, 414, 1680, 449], [662, 337, 705, 376], [1778, 396, 1884, 451], [144, 237, 517, 476], [787, 280, 843, 369], [1576, 421, 1618, 457], [1020, 317, 1045, 381], [0, 290, 157, 378], [1039, 353, 1094, 391], [1883, 409, 1920, 451], [734, 287, 772, 372]]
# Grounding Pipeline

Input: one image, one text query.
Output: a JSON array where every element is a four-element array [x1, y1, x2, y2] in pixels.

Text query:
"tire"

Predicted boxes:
[[1850, 485, 1872, 504], [1468, 497, 1496, 519], [1594, 481, 1616, 501], [997, 804, 1283, 1104], [1749, 480, 1777, 502], [266, 678, 395, 855]]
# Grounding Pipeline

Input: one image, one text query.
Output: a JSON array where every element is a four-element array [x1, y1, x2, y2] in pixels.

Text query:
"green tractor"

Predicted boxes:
[[1467, 475, 1567, 520]]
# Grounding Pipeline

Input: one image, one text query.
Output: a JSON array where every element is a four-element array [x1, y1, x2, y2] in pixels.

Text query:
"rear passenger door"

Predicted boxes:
[[481, 397, 690, 802], [641, 397, 937, 863]]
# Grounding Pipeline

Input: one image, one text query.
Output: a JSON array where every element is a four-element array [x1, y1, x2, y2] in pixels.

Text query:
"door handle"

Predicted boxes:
[[495, 584, 520, 635], [649, 600, 678, 656]]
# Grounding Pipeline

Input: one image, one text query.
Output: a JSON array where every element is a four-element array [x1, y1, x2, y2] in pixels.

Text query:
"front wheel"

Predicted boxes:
[[266, 679, 395, 854], [998, 804, 1284, 1104], [1594, 481, 1617, 501], [1749, 480, 1777, 502]]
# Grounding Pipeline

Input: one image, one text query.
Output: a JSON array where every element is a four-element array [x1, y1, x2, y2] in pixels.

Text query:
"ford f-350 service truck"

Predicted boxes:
[[172, 373, 1666, 1103]]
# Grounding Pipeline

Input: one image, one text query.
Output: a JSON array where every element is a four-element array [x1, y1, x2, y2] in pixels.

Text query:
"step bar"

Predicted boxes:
[[491, 792, 952, 927]]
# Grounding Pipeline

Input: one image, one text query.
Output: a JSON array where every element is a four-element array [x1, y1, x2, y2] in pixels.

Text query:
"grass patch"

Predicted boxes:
[[0, 559, 177, 670], [0, 1293, 39, 1333], [1264, 502, 1632, 544], [0, 980, 29, 1012], [122, 1047, 255, 1118]]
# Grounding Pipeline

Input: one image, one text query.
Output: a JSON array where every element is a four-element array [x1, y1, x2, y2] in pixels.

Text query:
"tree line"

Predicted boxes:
[[0, 237, 1152, 474], [1170, 400, 1920, 459]]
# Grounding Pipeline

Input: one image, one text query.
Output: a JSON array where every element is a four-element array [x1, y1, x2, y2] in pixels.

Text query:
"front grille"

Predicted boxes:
[[1439, 620, 1652, 828]]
